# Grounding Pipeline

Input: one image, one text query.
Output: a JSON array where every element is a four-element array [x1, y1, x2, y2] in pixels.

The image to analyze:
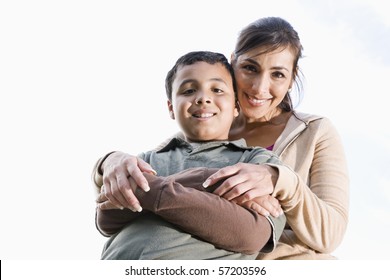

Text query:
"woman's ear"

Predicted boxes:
[[291, 66, 299, 86], [167, 100, 175, 120]]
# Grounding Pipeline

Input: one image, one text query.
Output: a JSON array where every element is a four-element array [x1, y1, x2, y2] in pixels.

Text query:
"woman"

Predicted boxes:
[[94, 17, 349, 260]]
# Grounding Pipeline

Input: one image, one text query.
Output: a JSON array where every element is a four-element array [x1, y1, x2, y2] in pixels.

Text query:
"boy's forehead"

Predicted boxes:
[[174, 61, 232, 84], [178, 61, 225, 71]]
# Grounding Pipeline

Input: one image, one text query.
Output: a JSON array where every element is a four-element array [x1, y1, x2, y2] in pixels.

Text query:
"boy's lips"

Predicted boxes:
[[191, 110, 217, 120]]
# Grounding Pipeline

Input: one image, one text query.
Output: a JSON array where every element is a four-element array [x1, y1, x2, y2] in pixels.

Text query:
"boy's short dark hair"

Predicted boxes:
[[165, 51, 237, 101]]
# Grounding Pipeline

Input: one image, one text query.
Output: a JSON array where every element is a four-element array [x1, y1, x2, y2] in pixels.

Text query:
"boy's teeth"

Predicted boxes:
[[195, 113, 214, 118]]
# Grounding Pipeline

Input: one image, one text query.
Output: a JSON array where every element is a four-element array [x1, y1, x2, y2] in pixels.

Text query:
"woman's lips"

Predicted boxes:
[[245, 93, 271, 106]]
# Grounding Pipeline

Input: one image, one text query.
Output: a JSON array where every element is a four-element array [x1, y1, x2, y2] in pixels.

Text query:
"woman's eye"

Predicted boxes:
[[243, 64, 257, 72], [212, 88, 223, 94], [273, 72, 285, 79]]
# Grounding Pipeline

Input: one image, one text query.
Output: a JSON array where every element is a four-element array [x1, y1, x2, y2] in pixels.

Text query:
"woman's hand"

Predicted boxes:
[[101, 151, 156, 212], [203, 163, 278, 202], [240, 195, 283, 218]]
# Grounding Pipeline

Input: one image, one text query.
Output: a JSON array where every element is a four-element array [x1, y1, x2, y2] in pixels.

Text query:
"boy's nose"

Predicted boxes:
[[195, 93, 212, 104]]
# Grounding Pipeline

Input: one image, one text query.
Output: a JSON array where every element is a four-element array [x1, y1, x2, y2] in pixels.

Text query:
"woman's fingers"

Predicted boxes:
[[206, 163, 275, 200], [126, 158, 152, 192], [101, 153, 152, 211], [202, 164, 240, 188], [102, 172, 141, 212], [136, 157, 157, 175]]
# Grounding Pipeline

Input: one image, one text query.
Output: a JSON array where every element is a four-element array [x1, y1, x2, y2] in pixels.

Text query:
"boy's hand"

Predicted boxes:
[[101, 152, 156, 212], [239, 195, 283, 218], [96, 190, 120, 210]]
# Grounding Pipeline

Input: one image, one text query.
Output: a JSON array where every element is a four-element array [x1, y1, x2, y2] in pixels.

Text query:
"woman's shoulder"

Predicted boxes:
[[291, 111, 340, 137], [292, 111, 334, 127], [292, 111, 323, 122]]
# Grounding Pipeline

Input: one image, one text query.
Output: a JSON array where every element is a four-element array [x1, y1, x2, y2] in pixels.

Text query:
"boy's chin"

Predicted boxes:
[[187, 134, 228, 142]]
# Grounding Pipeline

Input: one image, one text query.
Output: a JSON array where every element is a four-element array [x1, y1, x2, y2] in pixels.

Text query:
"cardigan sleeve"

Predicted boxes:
[[271, 118, 349, 253], [91, 151, 116, 195]]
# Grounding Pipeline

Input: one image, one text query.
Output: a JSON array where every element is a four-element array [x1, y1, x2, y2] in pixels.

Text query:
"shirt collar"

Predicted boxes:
[[156, 137, 252, 153]]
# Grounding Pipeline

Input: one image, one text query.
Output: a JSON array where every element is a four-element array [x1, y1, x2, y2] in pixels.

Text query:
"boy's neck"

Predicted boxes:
[[184, 137, 229, 144]]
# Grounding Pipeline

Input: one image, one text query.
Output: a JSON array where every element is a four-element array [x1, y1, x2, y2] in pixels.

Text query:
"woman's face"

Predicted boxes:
[[232, 46, 295, 122]]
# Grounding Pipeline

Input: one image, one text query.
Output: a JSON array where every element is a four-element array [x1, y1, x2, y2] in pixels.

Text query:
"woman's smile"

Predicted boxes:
[[244, 93, 272, 107]]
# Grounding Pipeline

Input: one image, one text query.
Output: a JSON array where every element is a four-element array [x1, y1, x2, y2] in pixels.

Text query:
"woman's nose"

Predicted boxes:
[[252, 74, 270, 93]]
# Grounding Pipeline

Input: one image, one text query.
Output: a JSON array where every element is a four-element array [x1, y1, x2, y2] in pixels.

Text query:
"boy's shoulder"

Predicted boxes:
[[239, 141, 282, 165]]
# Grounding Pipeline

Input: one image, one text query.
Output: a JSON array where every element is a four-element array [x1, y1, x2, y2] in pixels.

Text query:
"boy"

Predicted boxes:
[[95, 51, 285, 259]]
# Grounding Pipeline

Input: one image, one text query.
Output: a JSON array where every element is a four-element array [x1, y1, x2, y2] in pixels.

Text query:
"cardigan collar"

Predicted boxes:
[[273, 111, 323, 156]]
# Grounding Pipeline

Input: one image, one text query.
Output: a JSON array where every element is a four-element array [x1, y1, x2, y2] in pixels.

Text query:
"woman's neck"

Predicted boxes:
[[230, 110, 292, 147]]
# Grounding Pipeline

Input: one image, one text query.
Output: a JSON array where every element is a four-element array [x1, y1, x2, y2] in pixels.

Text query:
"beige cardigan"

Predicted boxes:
[[92, 111, 349, 260], [257, 111, 349, 259]]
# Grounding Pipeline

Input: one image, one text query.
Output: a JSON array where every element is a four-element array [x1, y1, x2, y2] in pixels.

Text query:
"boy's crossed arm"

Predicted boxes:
[[96, 166, 284, 255]]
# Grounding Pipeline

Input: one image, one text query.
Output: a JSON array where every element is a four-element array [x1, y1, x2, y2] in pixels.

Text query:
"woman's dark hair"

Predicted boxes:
[[165, 51, 236, 101], [232, 17, 304, 111]]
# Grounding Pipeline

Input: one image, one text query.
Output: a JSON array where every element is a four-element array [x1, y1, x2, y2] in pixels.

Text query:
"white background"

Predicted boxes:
[[1, 0, 389, 261]]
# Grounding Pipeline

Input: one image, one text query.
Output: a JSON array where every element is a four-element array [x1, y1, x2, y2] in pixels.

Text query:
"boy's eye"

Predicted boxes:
[[182, 89, 196, 95], [212, 88, 223, 94]]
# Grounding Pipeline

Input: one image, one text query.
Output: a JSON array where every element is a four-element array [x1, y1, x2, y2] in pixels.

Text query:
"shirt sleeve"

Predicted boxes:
[[134, 168, 274, 255], [95, 207, 141, 237]]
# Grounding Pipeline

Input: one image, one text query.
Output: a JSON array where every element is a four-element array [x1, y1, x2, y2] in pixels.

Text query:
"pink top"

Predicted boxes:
[[266, 144, 274, 151]]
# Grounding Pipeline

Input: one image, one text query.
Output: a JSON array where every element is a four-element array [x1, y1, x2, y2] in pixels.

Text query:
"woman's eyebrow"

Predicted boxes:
[[243, 58, 260, 66], [271, 66, 290, 73], [243, 58, 290, 72]]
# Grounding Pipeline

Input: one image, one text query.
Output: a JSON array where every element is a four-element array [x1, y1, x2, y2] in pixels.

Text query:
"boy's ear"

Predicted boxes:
[[230, 52, 235, 62], [167, 100, 175, 120], [234, 100, 240, 117]]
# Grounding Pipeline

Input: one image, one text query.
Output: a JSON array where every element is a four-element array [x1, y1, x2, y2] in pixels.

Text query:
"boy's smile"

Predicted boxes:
[[191, 109, 217, 120], [168, 61, 239, 142]]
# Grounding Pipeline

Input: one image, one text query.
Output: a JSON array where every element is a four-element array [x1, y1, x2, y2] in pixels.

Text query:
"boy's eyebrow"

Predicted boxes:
[[178, 78, 229, 87], [209, 77, 229, 85]]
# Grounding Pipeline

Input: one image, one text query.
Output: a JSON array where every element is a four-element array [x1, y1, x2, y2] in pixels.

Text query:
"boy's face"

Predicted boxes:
[[168, 61, 239, 142]]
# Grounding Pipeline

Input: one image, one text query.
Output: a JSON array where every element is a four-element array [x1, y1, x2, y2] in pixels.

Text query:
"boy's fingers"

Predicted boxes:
[[242, 201, 270, 217], [254, 198, 281, 218], [266, 196, 283, 216], [103, 180, 126, 210], [96, 190, 108, 203], [98, 200, 120, 210]]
